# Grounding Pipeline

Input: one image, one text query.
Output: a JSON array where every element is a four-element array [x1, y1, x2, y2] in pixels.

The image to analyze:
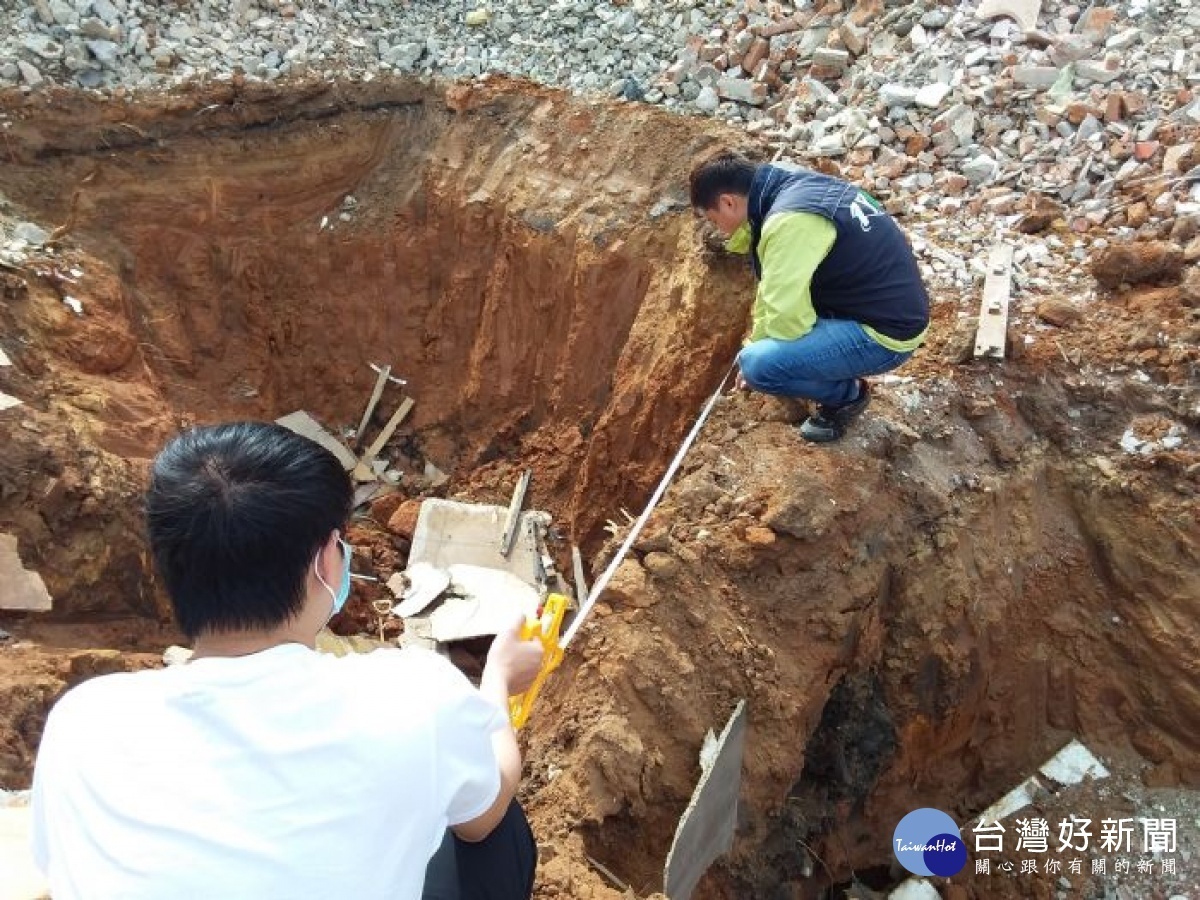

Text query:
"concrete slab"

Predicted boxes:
[[0, 390, 22, 412], [275, 411, 357, 471], [0, 804, 48, 900], [408, 499, 550, 586], [663, 700, 747, 900], [0, 534, 52, 612]]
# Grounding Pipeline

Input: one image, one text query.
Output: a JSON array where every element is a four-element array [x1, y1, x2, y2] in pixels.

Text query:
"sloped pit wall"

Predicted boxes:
[[0, 78, 749, 618], [523, 386, 1199, 898]]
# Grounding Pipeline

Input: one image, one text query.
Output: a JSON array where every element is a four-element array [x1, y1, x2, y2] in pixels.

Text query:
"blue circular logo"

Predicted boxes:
[[893, 808, 967, 877]]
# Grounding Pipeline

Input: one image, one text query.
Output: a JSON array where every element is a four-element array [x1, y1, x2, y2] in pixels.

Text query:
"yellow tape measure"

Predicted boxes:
[[508, 593, 567, 729]]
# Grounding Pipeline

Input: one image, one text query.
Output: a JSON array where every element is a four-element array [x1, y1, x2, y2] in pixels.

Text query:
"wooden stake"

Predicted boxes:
[[499, 470, 532, 558], [365, 397, 414, 460], [356, 364, 391, 442]]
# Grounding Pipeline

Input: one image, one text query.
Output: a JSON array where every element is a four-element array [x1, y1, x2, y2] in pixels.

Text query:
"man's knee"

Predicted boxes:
[[737, 342, 779, 391]]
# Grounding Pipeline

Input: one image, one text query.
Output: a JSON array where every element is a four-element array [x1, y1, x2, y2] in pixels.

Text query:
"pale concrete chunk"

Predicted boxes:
[[408, 498, 549, 581], [977, 0, 1043, 31], [0, 347, 11, 366], [0, 391, 21, 412], [429, 565, 540, 642], [275, 411, 357, 471], [663, 700, 747, 900], [0, 534, 52, 612]]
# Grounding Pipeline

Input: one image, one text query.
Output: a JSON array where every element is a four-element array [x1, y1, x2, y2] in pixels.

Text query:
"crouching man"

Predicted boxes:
[[31, 421, 543, 900], [690, 151, 931, 442]]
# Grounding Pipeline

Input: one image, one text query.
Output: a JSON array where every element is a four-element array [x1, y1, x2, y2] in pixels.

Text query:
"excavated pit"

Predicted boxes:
[[1, 79, 1198, 900]]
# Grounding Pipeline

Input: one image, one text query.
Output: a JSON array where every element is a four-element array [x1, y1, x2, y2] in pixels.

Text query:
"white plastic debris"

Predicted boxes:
[[62, 296, 83, 316], [162, 645, 194, 666], [1039, 739, 1110, 785]]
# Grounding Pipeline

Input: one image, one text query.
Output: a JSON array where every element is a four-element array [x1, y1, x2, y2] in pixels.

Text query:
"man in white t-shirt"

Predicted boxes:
[[30, 421, 545, 900]]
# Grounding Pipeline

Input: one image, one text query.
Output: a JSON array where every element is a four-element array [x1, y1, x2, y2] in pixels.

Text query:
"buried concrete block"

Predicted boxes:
[[663, 700, 747, 900], [0, 534, 52, 612]]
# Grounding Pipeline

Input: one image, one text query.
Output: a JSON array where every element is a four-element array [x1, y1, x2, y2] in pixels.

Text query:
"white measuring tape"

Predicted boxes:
[[560, 362, 737, 648]]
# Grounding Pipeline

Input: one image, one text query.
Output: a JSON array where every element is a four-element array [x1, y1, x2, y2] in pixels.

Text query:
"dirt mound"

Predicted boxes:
[[1, 78, 1197, 899]]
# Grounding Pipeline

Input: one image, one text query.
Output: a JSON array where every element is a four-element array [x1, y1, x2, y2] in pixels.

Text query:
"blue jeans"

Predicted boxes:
[[737, 319, 912, 407]]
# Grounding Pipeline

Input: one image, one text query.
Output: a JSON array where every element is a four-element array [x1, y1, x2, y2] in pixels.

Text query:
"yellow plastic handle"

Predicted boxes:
[[508, 593, 567, 729]]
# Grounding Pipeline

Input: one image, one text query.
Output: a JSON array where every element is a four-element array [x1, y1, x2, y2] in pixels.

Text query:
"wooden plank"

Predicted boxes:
[[355, 364, 391, 442], [974, 242, 1014, 360], [275, 411, 357, 470], [499, 470, 532, 558], [572, 545, 589, 603], [365, 396, 414, 459]]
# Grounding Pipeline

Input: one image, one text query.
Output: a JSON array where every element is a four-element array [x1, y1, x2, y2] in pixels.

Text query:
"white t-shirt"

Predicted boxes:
[[30, 643, 508, 900]]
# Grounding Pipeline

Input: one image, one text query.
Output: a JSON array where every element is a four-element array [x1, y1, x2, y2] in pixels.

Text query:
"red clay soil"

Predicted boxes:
[[0, 78, 1197, 899]]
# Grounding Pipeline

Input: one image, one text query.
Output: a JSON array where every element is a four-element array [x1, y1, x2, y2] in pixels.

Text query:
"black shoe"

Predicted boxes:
[[799, 380, 871, 443]]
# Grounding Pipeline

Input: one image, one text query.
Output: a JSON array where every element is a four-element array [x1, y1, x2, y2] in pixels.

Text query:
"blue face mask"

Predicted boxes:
[[315, 537, 352, 621]]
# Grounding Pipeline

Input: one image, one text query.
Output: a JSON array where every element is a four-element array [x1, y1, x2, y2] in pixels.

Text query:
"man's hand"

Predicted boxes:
[[731, 369, 749, 393], [484, 613, 544, 696]]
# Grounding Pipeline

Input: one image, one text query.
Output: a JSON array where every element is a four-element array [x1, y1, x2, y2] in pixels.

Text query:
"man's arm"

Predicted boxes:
[[748, 212, 837, 343], [451, 619, 542, 843]]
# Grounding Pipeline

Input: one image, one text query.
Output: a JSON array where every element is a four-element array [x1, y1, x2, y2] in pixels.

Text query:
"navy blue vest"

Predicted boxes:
[[747, 165, 930, 342]]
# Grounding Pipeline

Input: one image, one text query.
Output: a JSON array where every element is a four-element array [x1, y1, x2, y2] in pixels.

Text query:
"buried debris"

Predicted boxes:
[[0, 534, 53, 612], [275, 410, 358, 471], [663, 700, 748, 900], [386, 498, 577, 658]]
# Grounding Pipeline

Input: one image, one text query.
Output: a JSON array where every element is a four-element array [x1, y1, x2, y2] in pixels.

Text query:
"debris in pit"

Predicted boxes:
[[0, 390, 22, 412], [974, 242, 1014, 360], [162, 645, 193, 666], [393, 498, 575, 659], [275, 410, 358, 471], [663, 699, 748, 900], [1119, 420, 1186, 454], [0, 533, 53, 612], [976, 738, 1110, 825], [1091, 241, 1186, 288], [386, 560, 451, 618]]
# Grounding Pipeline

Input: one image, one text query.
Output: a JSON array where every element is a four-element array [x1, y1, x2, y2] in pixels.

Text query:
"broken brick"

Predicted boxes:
[[741, 37, 770, 74], [1134, 140, 1160, 162]]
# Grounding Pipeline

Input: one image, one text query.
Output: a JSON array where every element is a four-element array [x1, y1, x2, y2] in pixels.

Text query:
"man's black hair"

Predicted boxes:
[[689, 151, 759, 210], [146, 422, 353, 639]]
